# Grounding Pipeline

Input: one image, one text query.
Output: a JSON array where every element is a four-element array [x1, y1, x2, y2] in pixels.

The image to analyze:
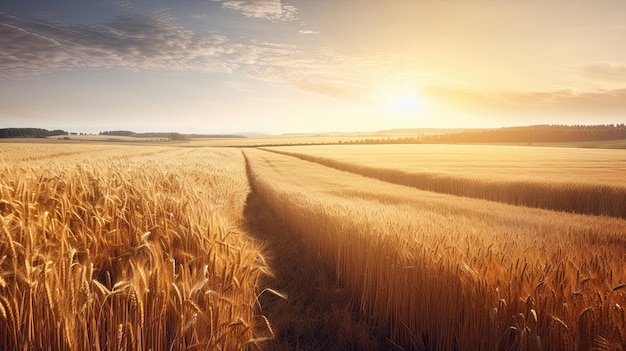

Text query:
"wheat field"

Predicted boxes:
[[0, 144, 271, 350], [2, 142, 625, 350], [244, 147, 626, 350], [265, 144, 626, 218]]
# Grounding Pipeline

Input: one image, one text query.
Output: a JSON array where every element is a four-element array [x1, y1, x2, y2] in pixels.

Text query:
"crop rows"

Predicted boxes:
[[3, 143, 625, 350], [265, 144, 626, 218], [244, 148, 626, 350]]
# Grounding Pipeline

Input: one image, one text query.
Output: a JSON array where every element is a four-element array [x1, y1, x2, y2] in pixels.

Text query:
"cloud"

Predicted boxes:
[[0, 13, 338, 84], [579, 62, 626, 82], [298, 29, 319, 35], [0, 21, 77, 78], [423, 86, 626, 118], [0, 13, 241, 77], [239, 48, 416, 99], [1, 11, 420, 100], [114, 1, 135, 10], [0, 12, 365, 97], [218, 0, 297, 21], [7, 10, 623, 123]]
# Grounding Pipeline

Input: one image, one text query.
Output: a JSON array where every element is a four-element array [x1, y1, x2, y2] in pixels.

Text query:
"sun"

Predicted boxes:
[[385, 92, 427, 118]]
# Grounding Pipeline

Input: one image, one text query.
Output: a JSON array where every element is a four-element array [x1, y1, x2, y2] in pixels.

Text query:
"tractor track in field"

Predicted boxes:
[[241, 149, 397, 351]]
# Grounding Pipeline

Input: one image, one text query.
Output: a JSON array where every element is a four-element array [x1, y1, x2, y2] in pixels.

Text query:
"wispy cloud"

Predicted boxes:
[[423, 86, 626, 118], [0, 13, 351, 101], [298, 29, 319, 35], [218, 0, 297, 21], [0, 13, 401, 100], [4, 11, 624, 122], [579, 62, 626, 82], [114, 1, 136, 10], [0, 14, 239, 77], [0, 21, 76, 78]]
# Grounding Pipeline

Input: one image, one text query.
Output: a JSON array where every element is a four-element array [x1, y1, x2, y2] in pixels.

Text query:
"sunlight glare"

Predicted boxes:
[[386, 93, 427, 118]]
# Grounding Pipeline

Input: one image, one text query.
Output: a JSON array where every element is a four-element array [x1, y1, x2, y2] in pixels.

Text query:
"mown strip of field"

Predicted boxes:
[[264, 144, 626, 218], [244, 148, 626, 350]]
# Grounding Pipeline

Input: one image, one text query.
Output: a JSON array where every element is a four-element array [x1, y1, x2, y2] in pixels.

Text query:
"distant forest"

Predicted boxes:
[[0, 128, 246, 140], [422, 124, 626, 143], [3, 125, 626, 143], [99, 130, 189, 140], [0, 128, 68, 138], [99, 130, 245, 140]]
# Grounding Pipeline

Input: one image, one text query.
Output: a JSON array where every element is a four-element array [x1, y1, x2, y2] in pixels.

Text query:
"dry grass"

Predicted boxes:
[[244, 148, 626, 350], [265, 144, 626, 218], [0, 145, 270, 350]]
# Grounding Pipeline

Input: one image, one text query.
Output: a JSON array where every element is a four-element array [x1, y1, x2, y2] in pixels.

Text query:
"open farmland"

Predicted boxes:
[[1, 142, 626, 350], [265, 144, 626, 218], [244, 147, 626, 350]]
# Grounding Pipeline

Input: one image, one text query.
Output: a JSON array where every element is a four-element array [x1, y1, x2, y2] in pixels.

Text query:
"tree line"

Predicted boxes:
[[0, 128, 68, 138], [99, 130, 245, 140], [421, 124, 626, 143]]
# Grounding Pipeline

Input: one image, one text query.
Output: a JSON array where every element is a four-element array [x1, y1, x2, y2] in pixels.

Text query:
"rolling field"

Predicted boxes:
[[1, 142, 625, 350], [265, 144, 626, 218], [244, 148, 626, 350]]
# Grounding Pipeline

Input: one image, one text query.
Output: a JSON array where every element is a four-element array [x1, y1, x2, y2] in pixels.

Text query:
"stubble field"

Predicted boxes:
[[1, 142, 625, 350]]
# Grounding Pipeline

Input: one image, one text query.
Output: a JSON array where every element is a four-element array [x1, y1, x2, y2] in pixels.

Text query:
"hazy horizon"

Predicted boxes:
[[2, 1, 626, 134], [0, 125, 471, 136]]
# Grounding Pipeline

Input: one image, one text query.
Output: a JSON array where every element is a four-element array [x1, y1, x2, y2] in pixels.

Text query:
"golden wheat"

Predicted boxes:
[[0, 144, 270, 350], [244, 148, 626, 350], [265, 144, 626, 218]]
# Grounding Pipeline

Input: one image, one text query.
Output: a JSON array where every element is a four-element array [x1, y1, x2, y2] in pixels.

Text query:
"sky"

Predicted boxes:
[[1, 0, 626, 134]]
